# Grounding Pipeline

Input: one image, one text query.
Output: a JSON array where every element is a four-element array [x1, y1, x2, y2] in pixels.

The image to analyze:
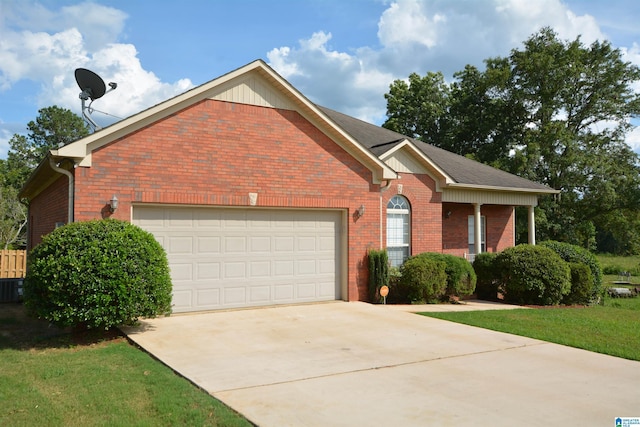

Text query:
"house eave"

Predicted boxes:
[[444, 182, 560, 194]]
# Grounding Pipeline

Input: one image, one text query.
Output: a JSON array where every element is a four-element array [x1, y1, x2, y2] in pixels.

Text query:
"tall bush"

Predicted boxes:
[[565, 262, 595, 305], [398, 256, 447, 303], [414, 252, 476, 298], [368, 248, 389, 302], [473, 252, 499, 300], [495, 244, 571, 305], [24, 219, 172, 329], [539, 240, 603, 303]]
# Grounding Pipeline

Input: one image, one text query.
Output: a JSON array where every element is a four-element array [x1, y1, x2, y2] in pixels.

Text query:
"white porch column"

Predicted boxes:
[[474, 203, 482, 255], [528, 205, 536, 245]]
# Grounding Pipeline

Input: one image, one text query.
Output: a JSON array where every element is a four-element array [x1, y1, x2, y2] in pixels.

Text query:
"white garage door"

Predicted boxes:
[[133, 206, 342, 312]]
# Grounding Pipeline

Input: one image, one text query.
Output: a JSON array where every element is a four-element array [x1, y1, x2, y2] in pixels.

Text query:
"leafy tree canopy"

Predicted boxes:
[[0, 106, 88, 248], [383, 28, 640, 253]]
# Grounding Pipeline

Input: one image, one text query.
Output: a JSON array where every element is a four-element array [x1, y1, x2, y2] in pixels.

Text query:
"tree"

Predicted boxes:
[[383, 71, 451, 146], [383, 28, 640, 253], [0, 186, 27, 249], [3, 106, 89, 191], [1, 106, 88, 249]]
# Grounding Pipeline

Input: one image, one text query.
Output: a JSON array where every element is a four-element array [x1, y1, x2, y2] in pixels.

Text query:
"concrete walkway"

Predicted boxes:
[[123, 301, 639, 426]]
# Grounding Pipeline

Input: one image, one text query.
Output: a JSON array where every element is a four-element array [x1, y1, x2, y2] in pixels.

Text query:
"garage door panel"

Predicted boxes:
[[274, 260, 294, 276], [168, 236, 194, 254], [196, 289, 220, 306], [197, 236, 221, 254], [225, 287, 246, 304], [134, 206, 341, 312], [196, 263, 220, 280], [250, 286, 270, 302], [250, 261, 271, 278], [224, 262, 247, 279], [250, 236, 271, 252], [224, 236, 247, 252]]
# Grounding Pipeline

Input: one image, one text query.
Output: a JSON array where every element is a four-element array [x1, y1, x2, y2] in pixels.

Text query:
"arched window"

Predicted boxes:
[[387, 195, 411, 267]]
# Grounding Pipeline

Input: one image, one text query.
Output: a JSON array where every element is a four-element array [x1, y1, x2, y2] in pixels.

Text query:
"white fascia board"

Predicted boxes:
[[444, 182, 560, 194]]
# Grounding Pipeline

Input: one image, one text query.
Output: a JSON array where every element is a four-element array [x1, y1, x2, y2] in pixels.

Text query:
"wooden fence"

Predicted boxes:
[[0, 250, 27, 278]]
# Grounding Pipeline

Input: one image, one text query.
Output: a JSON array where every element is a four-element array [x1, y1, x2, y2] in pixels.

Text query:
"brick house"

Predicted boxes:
[[20, 60, 556, 313]]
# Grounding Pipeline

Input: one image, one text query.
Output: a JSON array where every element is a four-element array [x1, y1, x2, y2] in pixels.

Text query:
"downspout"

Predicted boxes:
[[48, 157, 74, 223], [379, 179, 392, 248]]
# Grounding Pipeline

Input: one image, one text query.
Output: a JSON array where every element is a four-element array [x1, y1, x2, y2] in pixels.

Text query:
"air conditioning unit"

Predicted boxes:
[[0, 278, 22, 303]]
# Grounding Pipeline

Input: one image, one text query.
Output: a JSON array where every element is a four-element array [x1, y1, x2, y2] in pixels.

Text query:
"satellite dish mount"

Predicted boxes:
[[75, 68, 117, 131]]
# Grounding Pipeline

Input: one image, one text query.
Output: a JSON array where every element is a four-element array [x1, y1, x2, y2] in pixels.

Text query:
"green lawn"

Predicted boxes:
[[0, 304, 252, 427], [421, 295, 640, 361]]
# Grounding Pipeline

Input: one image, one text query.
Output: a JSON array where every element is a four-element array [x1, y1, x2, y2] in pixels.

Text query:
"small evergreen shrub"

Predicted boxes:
[[564, 262, 594, 305], [368, 248, 390, 303], [540, 240, 603, 303], [414, 253, 476, 298], [24, 219, 172, 329], [398, 256, 447, 303], [473, 252, 499, 300], [495, 244, 571, 305]]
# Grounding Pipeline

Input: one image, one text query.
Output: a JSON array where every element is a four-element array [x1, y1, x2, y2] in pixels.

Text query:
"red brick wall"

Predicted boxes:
[[29, 174, 69, 247], [73, 100, 382, 301], [442, 203, 514, 258]]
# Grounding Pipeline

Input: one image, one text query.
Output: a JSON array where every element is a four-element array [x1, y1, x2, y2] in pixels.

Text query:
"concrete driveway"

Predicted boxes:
[[123, 302, 640, 426]]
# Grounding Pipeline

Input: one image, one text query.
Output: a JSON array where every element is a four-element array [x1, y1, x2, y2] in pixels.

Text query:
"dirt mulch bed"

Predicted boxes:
[[0, 303, 124, 351]]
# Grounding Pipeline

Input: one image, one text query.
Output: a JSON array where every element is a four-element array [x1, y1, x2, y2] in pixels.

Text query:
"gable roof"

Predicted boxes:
[[21, 60, 397, 199], [318, 106, 557, 194], [21, 59, 555, 200]]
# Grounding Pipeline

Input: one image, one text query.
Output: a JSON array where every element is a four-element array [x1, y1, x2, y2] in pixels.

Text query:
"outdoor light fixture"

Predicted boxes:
[[109, 195, 119, 213], [357, 204, 365, 217]]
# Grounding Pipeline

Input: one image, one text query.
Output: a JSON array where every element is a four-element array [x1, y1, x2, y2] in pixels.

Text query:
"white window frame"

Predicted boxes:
[[468, 215, 486, 254], [387, 195, 411, 267]]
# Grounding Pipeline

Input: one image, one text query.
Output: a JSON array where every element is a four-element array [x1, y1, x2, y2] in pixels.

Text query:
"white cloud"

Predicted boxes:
[[268, 31, 394, 124], [268, 0, 626, 129], [0, 1, 193, 131], [0, 127, 12, 159]]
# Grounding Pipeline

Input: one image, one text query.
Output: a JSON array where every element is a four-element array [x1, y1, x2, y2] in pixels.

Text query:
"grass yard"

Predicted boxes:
[[0, 304, 252, 427], [598, 253, 640, 283], [421, 295, 640, 361]]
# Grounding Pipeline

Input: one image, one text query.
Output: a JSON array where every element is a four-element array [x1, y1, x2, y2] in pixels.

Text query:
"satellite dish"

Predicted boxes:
[[74, 68, 117, 131]]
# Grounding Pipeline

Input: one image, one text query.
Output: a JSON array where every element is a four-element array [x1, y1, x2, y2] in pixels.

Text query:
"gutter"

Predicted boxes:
[[48, 157, 74, 223]]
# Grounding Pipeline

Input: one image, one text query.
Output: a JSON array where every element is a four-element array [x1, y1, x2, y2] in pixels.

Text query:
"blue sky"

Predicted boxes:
[[2, 0, 640, 159]]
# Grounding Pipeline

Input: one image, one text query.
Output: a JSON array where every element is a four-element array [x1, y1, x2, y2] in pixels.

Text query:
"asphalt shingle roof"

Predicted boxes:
[[318, 105, 554, 192]]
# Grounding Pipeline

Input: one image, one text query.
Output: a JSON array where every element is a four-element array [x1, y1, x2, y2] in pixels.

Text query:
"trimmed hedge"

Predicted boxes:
[[413, 252, 476, 298], [398, 256, 447, 303], [495, 244, 571, 305], [539, 240, 603, 303], [24, 219, 172, 329], [472, 252, 499, 300]]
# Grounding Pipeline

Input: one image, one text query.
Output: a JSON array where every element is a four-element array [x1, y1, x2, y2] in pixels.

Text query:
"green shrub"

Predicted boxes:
[[565, 262, 594, 305], [24, 219, 172, 329], [414, 253, 476, 298], [495, 244, 571, 305], [368, 248, 389, 303], [601, 264, 625, 275], [473, 252, 499, 300], [398, 256, 447, 303], [539, 240, 603, 303], [386, 266, 409, 303]]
